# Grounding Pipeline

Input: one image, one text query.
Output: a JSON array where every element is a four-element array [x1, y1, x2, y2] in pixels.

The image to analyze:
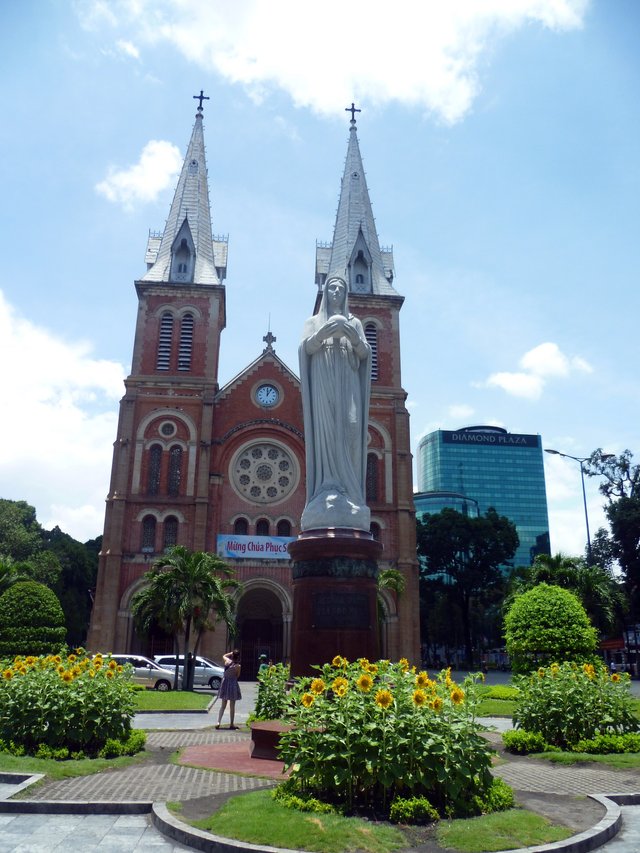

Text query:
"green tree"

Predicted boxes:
[[507, 552, 626, 637], [584, 450, 640, 618], [45, 527, 99, 646], [130, 546, 240, 690], [0, 499, 44, 560], [0, 580, 67, 657], [417, 507, 519, 666], [504, 583, 597, 674]]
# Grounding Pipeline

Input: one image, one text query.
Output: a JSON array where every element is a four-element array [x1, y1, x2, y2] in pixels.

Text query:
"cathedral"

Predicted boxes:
[[86, 98, 420, 676]]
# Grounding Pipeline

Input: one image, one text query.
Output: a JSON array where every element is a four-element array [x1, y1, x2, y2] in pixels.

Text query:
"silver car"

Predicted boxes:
[[153, 654, 224, 689], [108, 654, 181, 691]]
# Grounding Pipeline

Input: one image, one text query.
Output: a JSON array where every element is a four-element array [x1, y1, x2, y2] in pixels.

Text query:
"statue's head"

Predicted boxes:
[[325, 275, 348, 316]]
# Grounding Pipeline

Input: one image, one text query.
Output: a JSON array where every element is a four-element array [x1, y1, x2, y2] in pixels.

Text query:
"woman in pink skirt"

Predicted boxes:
[[216, 649, 242, 729]]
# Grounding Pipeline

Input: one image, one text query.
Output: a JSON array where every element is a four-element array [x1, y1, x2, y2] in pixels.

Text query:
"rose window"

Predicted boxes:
[[231, 442, 298, 504]]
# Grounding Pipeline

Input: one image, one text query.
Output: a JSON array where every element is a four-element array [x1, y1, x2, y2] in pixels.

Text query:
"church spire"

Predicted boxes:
[[319, 105, 397, 296], [143, 93, 225, 285]]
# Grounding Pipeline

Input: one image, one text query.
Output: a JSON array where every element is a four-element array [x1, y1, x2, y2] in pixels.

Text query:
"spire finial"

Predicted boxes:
[[193, 89, 210, 113], [263, 330, 276, 352], [345, 102, 361, 125]]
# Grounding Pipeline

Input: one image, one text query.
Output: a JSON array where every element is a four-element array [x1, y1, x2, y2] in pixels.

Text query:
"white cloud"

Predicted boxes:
[[479, 341, 592, 400], [95, 139, 182, 210], [520, 341, 592, 377], [544, 452, 609, 555], [448, 403, 475, 421], [0, 291, 126, 541], [78, 0, 588, 123], [115, 38, 140, 60]]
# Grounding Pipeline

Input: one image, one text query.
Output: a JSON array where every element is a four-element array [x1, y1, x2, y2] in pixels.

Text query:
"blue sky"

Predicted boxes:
[[0, 0, 638, 557]]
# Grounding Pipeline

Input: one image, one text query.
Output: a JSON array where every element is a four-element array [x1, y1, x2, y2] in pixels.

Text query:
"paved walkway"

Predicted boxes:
[[1, 685, 640, 851]]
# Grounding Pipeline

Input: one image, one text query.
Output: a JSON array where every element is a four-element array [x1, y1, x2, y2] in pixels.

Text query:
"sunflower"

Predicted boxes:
[[611, 673, 621, 682], [117, 665, 124, 673], [108, 659, 118, 670], [25, 656, 36, 666], [2, 670, 12, 681], [431, 696, 443, 712], [67, 654, 77, 663], [537, 668, 545, 678], [367, 663, 378, 675], [412, 689, 427, 707], [375, 689, 393, 710], [450, 687, 465, 705], [301, 692, 315, 708], [332, 676, 348, 694], [61, 671, 73, 683], [106, 669, 114, 679], [310, 678, 326, 695], [356, 673, 373, 693], [399, 657, 410, 672], [415, 671, 430, 688], [358, 657, 370, 670]]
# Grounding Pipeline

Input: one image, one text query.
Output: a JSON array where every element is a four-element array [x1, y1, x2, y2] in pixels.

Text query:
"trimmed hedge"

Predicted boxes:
[[0, 582, 66, 656]]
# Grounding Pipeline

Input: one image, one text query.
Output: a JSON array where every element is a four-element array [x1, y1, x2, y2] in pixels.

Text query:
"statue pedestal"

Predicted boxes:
[[288, 529, 382, 677]]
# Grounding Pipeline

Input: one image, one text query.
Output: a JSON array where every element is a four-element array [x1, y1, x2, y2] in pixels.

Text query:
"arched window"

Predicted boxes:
[[147, 444, 162, 495], [234, 517, 249, 535], [365, 324, 378, 380], [141, 516, 156, 553], [277, 519, 291, 536], [366, 453, 379, 503], [156, 312, 174, 370], [356, 273, 364, 284], [178, 312, 194, 371], [370, 522, 381, 541], [163, 516, 178, 550], [168, 446, 182, 497], [256, 518, 270, 536]]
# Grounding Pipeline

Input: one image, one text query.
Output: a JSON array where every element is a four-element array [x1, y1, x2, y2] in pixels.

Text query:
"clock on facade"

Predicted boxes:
[[255, 384, 280, 407]]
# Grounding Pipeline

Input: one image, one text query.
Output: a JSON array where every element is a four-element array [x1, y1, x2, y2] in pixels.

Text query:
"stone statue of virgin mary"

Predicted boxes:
[[299, 275, 372, 532]]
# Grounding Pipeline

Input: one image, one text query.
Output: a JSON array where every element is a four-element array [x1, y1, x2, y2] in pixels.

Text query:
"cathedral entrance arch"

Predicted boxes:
[[235, 580, 291, 678]]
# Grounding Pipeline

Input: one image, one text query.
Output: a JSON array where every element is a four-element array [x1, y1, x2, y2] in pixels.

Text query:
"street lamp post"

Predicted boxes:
[[544, 449, 613, 564]]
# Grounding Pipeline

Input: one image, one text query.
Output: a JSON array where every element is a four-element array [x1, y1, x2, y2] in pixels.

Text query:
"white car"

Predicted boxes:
[[153, 654, 224, 689], [107, 654, 181, 691]]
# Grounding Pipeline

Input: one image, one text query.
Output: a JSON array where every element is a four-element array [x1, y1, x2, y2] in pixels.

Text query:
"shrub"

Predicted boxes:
[[278, 658, 493, 818], [512, 662, 637, 748], [272, 784, 338, 814], [484, 685, 519, 701], [504, 584, 597, 674], [572, 732, 640, 754], [389, 796, 439, 824], [0, 582, 66, 657], [502, 729, 549, 755], [0, 650, 137, 756], [252, 662, 291, 721], [480, 778, 516, 813]]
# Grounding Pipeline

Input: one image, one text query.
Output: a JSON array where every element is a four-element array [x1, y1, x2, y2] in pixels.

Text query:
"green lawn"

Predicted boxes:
[[0, 751, 147, 787], [186, 790, 573, 853], [532, 750, 640, 770], [134, 689, 212, 712]]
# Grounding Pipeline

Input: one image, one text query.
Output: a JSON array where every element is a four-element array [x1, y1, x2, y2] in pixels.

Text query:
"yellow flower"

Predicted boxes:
[[67, 654, 77, 663], [53, 655, 61, 664], [412, 689, 427, 707], [61, 671, 73, 683], [612, 673, 621, 682], [25, 656, 36, 666], [444, 666, 453, 688], [431, 696, 443, 713], [106, 670, 114, 679], [310, 678, 326, 695], [57, 665, 65, 674], [450, 687, 465, 705], [356, 673, 373, 693], [301, 692, 315, 708], [2, 670, 12, 680], [88, 669, 96, 678], [331, 655, 345, 668], [375, 689, 393, 710], [399, 657, 410, 672], [537, 668, 545, 678], [332, 677, 348, 694], [108, 659, 118, 670], [415, 671, 430, 688], [117, 665, 124, 673], [358, 658, 370, 670], [367, 663, 378, 675]]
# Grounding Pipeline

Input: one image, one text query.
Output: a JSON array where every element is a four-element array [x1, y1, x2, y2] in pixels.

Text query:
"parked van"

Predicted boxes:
[[153, 655, 224, 689], [107, 654, 180, 691]]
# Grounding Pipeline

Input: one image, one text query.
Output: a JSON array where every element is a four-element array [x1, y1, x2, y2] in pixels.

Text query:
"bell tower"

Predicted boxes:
[[87, 95, 228, 652]]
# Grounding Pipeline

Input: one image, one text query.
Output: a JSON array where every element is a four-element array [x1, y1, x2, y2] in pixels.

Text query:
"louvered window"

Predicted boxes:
[[148, 444, 162, 495], [256, 518, 270, 536], [370, 522, 381, 541], [156, 312, 174, 370], [168, 446, 182, 497], [178, 312, 194, 371], [365, 324, 378, 380], [163, 516, 178, 550], [366, 453, 379, 503], [141, 516, 156, 552]]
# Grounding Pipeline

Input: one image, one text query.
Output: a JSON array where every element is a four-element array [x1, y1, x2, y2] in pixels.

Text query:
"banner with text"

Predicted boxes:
[[216, 534, 294, 561]]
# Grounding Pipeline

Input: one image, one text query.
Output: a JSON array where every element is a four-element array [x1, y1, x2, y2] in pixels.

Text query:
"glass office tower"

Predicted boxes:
[[417, 426, 550, 567]]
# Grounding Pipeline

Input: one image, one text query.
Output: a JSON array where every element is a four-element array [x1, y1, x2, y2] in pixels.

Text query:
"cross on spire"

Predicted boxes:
[[193, 90, 210, 111], [345, 102, 361, 123], [263, 330, 277, 352]]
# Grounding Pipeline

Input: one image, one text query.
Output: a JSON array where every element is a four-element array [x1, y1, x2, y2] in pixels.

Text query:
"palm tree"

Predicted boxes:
[[130, 546, 240, 690]]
